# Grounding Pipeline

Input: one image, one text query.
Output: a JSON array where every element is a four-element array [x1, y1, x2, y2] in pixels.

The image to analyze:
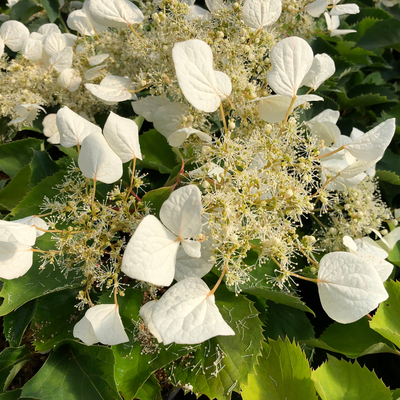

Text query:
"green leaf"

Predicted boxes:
[[135, 375, 162, 400], [242, 338, 318, 400], [57, 146, 78, 162], [29, 150, 60, 187], [173, 285, 264, 400], [263, 302, 314, 342], [0, 165, 32, 211], [0, 389, 22, 400], [392, 388, 400, 400], [336, 91, 393, 109], [357, 19, 400, 51], [141, 186, 174, 218], [32, 290, 83, 353], [137, 130, 177, 174], [11, 169, 65, 218], [346, 7, 391, 24], [21, 340, 122, 400], [370, 280, 400, 348], [303, 318, 398, 358], [0, 138, 42, 179], [0, 234, 82, 316], [243, 287, 314, 315], [0, 346, 30, 393], [376, 170, 400, 185], [112, 289, 185, 399], [312, 355, 391, 400], [39, 0, 60, 23], [3, 299, 37, 347], [10, 0, 42, 23], [388, 242, 400, 263], [378, 149, 400, 177]]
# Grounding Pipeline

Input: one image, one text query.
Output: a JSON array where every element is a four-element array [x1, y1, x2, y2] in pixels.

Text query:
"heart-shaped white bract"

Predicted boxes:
[[122, 185, 202, 286], [84, 65, 106, 80], [0, 220, 37, 246], [88, 53, 109, 66], [268, 36, 314, 98], [151, 277, 235, 345], [317, 252, 388, 324], [301, 53, 335, 91], [8, 104, 45, 126], [172, 39, 232, 112], [74, 304, 129, 345], [257, 94, 322, 123], [308, 120, 341, 147], [139, 301, 163, 342], [0, 20, 29, 52], [152, 102, 189, 139], [49, 46, 74, 73], [103, 111, 142, 163], [343, 236, 393, 282], [242, 0, 282, 31], [305, 0, 328, 17], [330, 0, 359, 16], [131, 96, 172, 121], [324, 12, 356, 36], [21, 38, 42, 62], [13, 216, 48, 237], [87, 0, 144, 29], [78, 132, 123, 184], [38, 23, 61, 37], [57, 68, 82, 92], [0, 241, 33, 280], [307, 108, 340, 127], [44, 32, 68, 57], [67, 9, 95, 36], [344, 119, 396, 163], [167, 127, 211, 147], [57, 106, 101, 148], [377, 227, 400, 253], [85, 75, 135, 103], [73, 315, 99, 346], [43, 114, 60, 144]]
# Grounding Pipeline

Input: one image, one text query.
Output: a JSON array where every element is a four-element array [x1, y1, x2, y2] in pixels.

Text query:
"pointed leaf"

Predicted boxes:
[[0, 346, 30, 393]]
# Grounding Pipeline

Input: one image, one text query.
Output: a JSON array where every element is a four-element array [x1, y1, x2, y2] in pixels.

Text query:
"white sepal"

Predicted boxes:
[[301, 53, 335, 90], [43, 114, 60, 144], [167, 128, 211, 147], [152, 278, 235, 345], [318, 252, 388, 324], [49, 46, 73, 73], [57, 69, 82, 92], [87, 0, 144, 29], [13, 216, 48, 237], [305, 0, 328, 17], [21, 38, 42, 62], [0, 241, 33, 280], [78, 132, 123, 184], [85, 304, 129, 345], [0, 20, 29, 52], [103, 111, 142, 162], [85, 75, 134, 103], [131, 96, 171, 122], [73, 315, 99, 345], [67, 9, 95, 36], [139, 301, 163, 342], [267, 36, 314, 97], [121, 215, 180, 286], [181, 240, 201, 258], [0, 220, 37, 246], [172, 39, 230, 112], [242, 0, 282, 30], [160, 185, 202, 239], [57, 106, 101, 148]]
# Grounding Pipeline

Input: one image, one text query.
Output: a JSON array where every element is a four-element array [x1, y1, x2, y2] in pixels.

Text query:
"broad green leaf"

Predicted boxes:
[[392, 388, 400, 400], [0, 234, 82, 316], [303, 318, 398, 358], [32, 289, 83, 352], [39, 0, 60, 23], [242, 339, 318, 400], [137, 130, 177, 174], [263, 302, 314, 342], [136, 375, 162, 400], [357, 19, 400, 51], [10, 0, 42, 23], [378, 149, 400, 177], [21, 340, 122, 400], [11, 170, 65, 218], [29, 150, 60, 187], [0, 138, 42, 179], [0, 165, 31, 211], [376, 170, 400, 185], [0, 389, 22, 399], [141, 186, 174, 218], [336, 91, 393, 109], [3, 299, 37, 347], [370, 280, 400, 348], [57, 146, 79, 162], [0, 346, 30, 393], [112, 289, 185, 399], [312, 355, 391, 400], [388, 242, 400, 263], [173, 285, 264, 400], [243, 287, 314, 315], [346, 7, 391, 24]]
